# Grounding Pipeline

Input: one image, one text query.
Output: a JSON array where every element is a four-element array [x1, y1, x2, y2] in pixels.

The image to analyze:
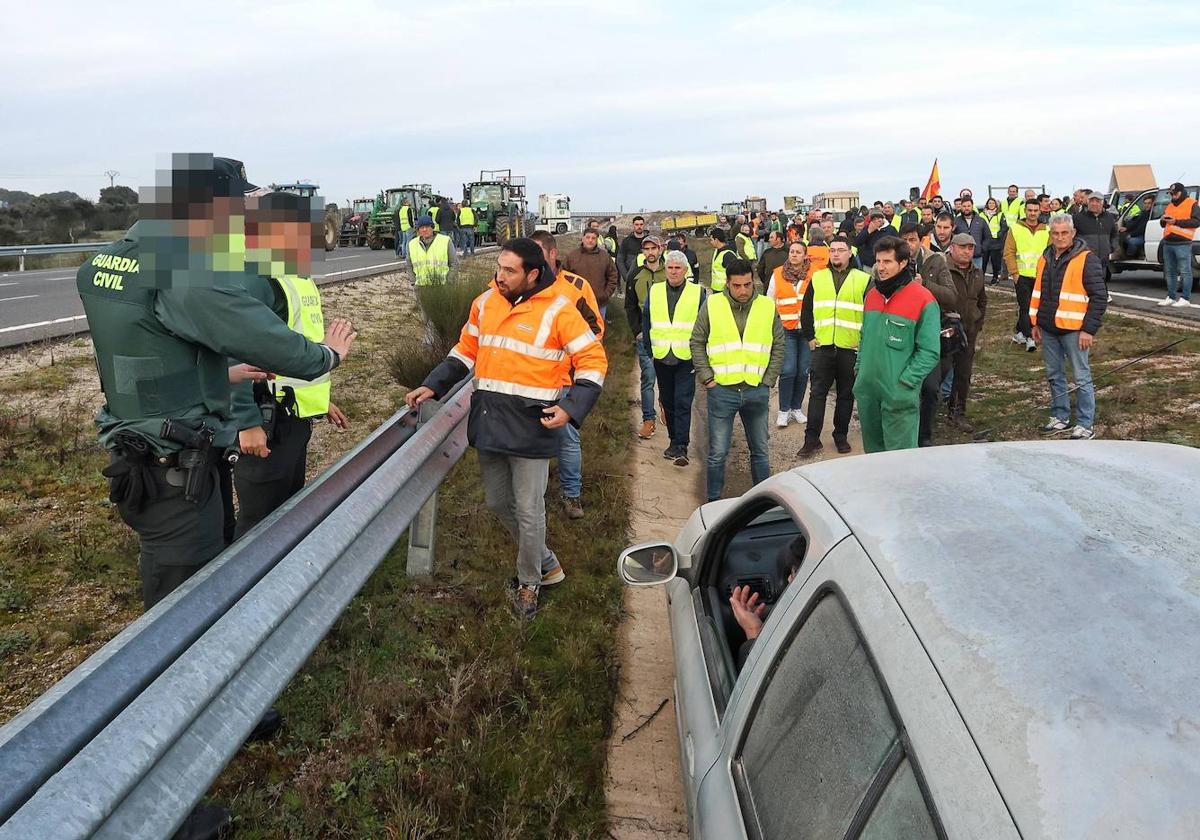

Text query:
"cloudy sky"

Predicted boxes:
[[4, 0, 1199, 211]]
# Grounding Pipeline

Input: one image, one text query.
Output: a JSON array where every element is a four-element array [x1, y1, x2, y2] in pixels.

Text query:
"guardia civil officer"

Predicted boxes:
[[231, 190, 350, 539], [77, 156, 356, 611]]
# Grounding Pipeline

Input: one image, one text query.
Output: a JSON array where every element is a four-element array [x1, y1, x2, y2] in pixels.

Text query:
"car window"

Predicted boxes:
[[1149, 189, 1170, 220], [736, 594, 904, 839], [858, 758, 938, 840]]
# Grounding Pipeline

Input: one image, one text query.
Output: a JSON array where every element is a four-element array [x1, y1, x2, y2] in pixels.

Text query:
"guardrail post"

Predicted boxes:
[[405, 399, 441, 576], [19, 250, 25, 272]]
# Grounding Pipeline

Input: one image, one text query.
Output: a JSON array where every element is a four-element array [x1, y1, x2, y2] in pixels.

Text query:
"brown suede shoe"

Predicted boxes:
[[638, 419, 656, 439], [797, 440, 823, 457]]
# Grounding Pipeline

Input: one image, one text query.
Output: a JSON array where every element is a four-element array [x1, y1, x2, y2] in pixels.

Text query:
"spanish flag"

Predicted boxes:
[[921, 159, 941, 200]]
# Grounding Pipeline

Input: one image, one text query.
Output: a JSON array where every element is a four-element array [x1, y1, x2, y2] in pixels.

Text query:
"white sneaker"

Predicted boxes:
[[1039, 417, 1072, 435], [776, 411, 790, 428], [1070, 426, 1095, 440], [1011, 332, 1025, 344], [790, 408, 807, 424], [1025, 337, 1037, 352], [1173, 298, 1191, 308], [1158, 297, 1175, 306]]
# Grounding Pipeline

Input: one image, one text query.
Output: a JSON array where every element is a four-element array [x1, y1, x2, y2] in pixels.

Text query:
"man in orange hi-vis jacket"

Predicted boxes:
[[405, 237, 608, 620]]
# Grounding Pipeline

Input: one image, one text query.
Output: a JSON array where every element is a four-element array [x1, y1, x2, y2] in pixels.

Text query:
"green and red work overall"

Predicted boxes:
[[852, 280, 942, 452]]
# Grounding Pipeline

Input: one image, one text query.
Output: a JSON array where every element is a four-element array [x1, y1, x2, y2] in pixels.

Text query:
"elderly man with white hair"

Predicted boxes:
[[1030, 214, 1108, 440], [643, 249, 706, 465]]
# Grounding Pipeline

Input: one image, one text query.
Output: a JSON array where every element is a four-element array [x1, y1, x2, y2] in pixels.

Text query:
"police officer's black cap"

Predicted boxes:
[[213, 157, 258, 196]]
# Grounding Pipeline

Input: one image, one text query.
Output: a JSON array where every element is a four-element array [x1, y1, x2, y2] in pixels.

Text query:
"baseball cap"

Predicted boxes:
[[642, 234, 664, 246], [416, 215, 434, 227], [950, 233, 977, 246], [213, 157, 258, 196], [1168, 182, 1186, 193]]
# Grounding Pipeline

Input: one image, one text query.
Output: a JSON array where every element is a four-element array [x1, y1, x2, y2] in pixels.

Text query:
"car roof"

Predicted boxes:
[[789, 441, 1200, 840]]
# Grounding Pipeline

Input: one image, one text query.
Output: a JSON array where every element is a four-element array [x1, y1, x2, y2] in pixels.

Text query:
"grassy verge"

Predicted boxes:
[[210, 262, 636, 837], [940, 294, 1200, 445]]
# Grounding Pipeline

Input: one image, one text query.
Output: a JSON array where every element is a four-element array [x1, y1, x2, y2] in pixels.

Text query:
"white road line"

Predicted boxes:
[[324, 255, 357, 261], [0, 295, 38, 302], [0, 282, 18, 288], [315, 261, 403, 278], [0, 314, 87, 334]]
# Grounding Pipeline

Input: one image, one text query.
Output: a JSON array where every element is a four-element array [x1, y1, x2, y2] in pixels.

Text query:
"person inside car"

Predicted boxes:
[[729, 535, 805, 670]]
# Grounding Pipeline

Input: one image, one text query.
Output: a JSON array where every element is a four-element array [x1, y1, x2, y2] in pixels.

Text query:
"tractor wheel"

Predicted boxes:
[[324, 217, 338, 251], [495, 214, 511, 247], [367, 230, 384, 250]]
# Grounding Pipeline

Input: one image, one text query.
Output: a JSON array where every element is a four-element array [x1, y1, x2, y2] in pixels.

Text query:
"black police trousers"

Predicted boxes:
[[233, 412, 312, 540], [111, 459, 230, 609]]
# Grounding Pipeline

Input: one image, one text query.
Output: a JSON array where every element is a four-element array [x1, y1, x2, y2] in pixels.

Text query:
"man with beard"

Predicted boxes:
[[617, 215, 648, 282], [406, 238, 607, 619]]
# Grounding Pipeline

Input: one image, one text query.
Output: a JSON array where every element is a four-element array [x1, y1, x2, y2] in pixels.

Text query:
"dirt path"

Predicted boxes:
[[604, 369, 863, 838]]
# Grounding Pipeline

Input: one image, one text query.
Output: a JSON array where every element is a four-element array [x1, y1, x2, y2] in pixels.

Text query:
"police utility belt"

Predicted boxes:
[[102, 421, 238, 511]]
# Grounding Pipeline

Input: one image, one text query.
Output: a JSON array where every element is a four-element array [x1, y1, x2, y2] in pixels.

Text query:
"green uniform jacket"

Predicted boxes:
[[229, 270, 290, 432], [77, 222, 336, 454], [689, 286, 786, 388], [853, 275, 941, 405]]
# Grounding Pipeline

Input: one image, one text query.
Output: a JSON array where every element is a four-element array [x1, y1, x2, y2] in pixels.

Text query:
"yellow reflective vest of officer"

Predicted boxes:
[[272, 275, 331, 417], [648, 281, 702, 360], [409, 232, 453, 285]]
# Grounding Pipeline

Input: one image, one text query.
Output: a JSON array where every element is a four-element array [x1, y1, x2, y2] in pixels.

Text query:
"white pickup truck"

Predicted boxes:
[[1111, 184, 1200, 274]]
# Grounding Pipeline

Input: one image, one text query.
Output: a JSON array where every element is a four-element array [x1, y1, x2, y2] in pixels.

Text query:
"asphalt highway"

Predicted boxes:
[[0, 251, 1194, 350]]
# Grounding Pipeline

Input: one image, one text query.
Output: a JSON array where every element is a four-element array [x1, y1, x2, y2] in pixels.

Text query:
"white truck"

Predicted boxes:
[[535, 193, 570, 234], [1111, 184, 1200, 274]]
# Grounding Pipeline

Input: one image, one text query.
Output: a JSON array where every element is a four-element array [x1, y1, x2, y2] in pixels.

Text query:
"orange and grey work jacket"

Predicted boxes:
[[421, 272, 608, 458]]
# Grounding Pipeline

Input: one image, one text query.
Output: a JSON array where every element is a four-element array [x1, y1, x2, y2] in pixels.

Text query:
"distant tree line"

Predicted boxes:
[[0, 186, 139, 245]]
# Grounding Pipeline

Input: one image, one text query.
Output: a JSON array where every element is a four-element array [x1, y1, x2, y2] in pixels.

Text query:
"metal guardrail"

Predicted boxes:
[[0, 242, 112, 270], [0, 377, 473, 838]]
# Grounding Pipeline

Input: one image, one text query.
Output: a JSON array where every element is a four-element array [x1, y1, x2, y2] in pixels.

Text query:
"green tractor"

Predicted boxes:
[[365, 184, 445, 251], [268, 182, 339, 251], [462, 169, 528, 245]]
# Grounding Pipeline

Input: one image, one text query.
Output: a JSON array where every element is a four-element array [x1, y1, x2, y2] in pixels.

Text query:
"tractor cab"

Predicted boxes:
[[462, 169, 528, 245]]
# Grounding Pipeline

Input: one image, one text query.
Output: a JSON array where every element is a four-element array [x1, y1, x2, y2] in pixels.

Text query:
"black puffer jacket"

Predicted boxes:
[[1036, 238, 1107, 336], [1072, 210, 1118, 263]]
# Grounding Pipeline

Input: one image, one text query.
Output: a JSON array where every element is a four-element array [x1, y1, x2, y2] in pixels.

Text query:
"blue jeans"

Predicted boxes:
[[397, 229, 413, 258], [778, 330, 811, 411], [1162, 241, 1194, 301], [1123, 235, 1144, 257], [462, 227, 475, 256], [940, 367, 954, 400], [599, 303, 608, 321], [971, 256, 983, 269], [1041, 330, 1095, 429], [637, 341, 657, 421], [558, 423, 582, 499], [706, 383, 770, 501]]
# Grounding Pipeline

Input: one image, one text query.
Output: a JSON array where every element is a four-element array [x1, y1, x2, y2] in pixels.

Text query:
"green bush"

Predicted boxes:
[[389, 269, 490, 389]]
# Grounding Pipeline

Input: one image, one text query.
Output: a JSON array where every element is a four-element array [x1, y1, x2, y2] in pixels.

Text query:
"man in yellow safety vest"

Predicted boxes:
[[1004, 200, 1048, 351], [407, 215, 458, 285], [644, 250, 706, 466], [690, 259, 784, 501]]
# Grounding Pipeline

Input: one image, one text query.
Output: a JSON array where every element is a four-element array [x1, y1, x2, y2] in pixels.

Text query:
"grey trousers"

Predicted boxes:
[[478, 451, 555, 586]]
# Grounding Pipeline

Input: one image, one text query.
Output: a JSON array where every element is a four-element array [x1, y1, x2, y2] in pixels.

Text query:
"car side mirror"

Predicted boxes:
[[618, 542, 679, 586]]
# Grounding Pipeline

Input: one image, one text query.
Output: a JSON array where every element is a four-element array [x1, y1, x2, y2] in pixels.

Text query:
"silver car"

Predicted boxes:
[[618, 441, 1200, 839]]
